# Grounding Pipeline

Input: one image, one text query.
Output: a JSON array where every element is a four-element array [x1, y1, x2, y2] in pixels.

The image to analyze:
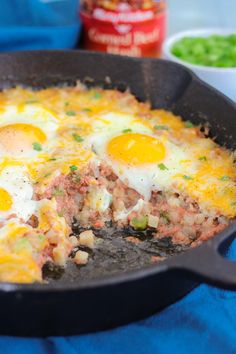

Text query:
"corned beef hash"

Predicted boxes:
[[0, 83, 235, 283]]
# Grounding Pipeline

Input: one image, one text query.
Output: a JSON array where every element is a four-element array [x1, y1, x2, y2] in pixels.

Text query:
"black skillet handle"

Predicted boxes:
[[168, 222, 236, 290]]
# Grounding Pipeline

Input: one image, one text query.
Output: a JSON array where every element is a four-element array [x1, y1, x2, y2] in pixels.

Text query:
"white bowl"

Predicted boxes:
[[163, 28, 236, 102]]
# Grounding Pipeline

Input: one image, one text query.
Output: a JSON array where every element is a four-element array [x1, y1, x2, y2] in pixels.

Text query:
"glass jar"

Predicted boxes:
[[80, 0, 167, 57]]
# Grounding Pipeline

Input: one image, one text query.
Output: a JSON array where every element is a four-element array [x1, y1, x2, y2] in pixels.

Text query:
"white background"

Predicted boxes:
[[167, 0, 236, 35]]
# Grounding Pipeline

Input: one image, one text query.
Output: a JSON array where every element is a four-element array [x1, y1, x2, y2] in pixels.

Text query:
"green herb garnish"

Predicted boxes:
[[219, 176, 231, 181], [73, 175, 81, 183], [93, 92, 102, 99], [231, 202, 236, 206], [70, 165, 78, 172], [185, 121, 195, 128], [15, 238, 32, 251], [130, 216, 148, 231], [183, 175, 193, 180], [158, 163, 168, 171], [25, 99, 38, 104], [82, 108, 92, 112], [38, 234, 45, 241], [66, 110, 76, 116], [154, 125, 169, 130], [64, 102, 69, 107], [44, 173, 51, 178], [160, 212, 171, 223], [52, 187, 64, 197], [199, 156, 207, 161], [48, 158, 57, 161], [32, 142, 42, 151], [122, 128, 132, 133], [72, 133, 84, 142]]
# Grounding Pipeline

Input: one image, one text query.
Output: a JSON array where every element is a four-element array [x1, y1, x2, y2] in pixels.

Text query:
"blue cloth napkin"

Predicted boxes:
[[0, 0, 80, 50], [1, 239, 236, 354]]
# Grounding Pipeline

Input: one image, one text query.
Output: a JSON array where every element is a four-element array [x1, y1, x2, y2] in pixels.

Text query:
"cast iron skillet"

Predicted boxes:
[[0, 50, 236, 337]]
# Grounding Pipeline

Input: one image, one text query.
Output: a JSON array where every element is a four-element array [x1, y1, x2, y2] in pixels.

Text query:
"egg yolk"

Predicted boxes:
[[0, 123, 46, 155], [107, 133, 166, 166], [0, 188, 12, 212]]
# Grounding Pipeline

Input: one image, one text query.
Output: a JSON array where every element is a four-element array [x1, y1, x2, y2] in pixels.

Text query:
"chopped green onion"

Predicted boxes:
[[183, 175, 193, 180], [185, 121, 195, 128], [48, 158, 57, 161], [52, 187, 64, 197], [219, 176, 230, 181], [158, 163, 168, 171], [160, 212, 171, 223], [72, 133, 84, 142], [38, 234, 45, 241], [122, 128, 132, 133], [130, 216, 148, 231], [199, 156, 207, 161], [15, 238, 32, 251], [82, 108, 92, 112], [25, 99, 38, 104], [74, 175, 81, 183], [171, 35, 236, 68], [32, 142, 42, 151], [66, 110, 76, 116], [94, 92, 102, 99], [64, 102, 69, 107], [44, 173, 51, 178], [231, 202, 236, 206], [154, 125, 169, 131], [70, 165, 78, 172]]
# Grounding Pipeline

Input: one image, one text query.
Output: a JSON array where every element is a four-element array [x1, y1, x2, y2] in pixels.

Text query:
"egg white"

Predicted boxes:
[[90, 111, 152, 136], [0, 166, 37, 221]]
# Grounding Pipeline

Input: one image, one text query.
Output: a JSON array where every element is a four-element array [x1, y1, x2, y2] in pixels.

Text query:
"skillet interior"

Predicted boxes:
[[0, 51, 235, 335], [43, 223, 189, 283]]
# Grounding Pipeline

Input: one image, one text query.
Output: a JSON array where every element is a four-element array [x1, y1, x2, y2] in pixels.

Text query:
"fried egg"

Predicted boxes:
[[0, 104, 58, 158], [88, 112, 196, 200], [85, 110, 236, 216]]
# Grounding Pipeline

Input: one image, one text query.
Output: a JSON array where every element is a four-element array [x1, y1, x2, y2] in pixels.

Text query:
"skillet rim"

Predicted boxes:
[[0, 49, 235, 107], [0, 50, 235, 293]]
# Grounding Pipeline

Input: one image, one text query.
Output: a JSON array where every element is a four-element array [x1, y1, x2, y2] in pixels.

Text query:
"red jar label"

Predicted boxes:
[[80, 5, 166, 57]]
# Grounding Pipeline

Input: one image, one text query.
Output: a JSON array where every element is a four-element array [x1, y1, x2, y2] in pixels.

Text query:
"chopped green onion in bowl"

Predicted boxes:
[[171, 34, 236, 68], [163, 29, 236, 101]]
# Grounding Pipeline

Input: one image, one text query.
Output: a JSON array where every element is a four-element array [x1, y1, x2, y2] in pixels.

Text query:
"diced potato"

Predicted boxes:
[[78, 230, 95, 249], [73, 250, 89, 265], [70, 235, 79, 247], [148, 215, 159, 228], [52, 246, 68, 266]]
